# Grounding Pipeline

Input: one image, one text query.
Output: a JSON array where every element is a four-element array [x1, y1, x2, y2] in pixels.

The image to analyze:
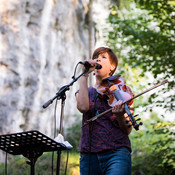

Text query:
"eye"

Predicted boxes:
[[93, 56, 98, 60]]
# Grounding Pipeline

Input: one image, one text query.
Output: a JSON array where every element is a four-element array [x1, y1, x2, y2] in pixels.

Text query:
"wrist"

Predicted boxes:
[[83, 74, 89, 77]]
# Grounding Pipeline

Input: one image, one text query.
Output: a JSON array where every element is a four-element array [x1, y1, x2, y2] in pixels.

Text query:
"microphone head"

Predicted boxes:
[[79, 61, 102, 70], [96, 63, 102, 69]]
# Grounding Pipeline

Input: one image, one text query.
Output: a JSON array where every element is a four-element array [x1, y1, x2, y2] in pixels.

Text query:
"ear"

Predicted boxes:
[[110, 64, 115, 72]]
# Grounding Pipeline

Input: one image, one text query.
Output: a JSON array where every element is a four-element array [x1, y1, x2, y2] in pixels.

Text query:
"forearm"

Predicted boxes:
[[76, 75, 89, 113]]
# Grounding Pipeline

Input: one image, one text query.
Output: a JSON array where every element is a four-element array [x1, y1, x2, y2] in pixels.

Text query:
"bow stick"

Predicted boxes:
[[82, 79, 168, 127]]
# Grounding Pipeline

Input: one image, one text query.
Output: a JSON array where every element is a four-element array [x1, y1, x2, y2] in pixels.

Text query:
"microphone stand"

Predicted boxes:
[[42, 68, 89, 175]]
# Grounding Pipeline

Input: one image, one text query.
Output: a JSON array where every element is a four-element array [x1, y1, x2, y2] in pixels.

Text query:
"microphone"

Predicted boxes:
[[80, 61, 102, 70]]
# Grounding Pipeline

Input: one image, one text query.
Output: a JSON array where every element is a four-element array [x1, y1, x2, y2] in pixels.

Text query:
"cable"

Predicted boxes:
[[5, 152, 7, 175], [51, 99, 58, 175], [72, 62, 82, 80], [51, 152, 55, 175], [54, 98, 58, 138], [64, 149, 69, 175]]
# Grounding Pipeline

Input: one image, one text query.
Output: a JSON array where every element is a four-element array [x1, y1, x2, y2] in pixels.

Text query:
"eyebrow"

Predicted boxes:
[[101, 53, 108, 57]]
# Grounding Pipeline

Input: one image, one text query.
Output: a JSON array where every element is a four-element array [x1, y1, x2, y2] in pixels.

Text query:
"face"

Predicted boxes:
[[93, 52, 115, 79]]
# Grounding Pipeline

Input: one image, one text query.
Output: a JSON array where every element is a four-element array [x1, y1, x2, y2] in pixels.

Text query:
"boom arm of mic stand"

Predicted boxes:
[[42, 70, 88, 108]]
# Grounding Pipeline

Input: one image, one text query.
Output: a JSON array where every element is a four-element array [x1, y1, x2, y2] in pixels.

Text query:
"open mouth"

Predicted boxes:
[[97, 63, 102, 70]]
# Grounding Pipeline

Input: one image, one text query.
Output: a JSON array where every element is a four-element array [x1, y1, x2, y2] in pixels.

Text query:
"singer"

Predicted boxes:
[[75, 47, 134, 175]]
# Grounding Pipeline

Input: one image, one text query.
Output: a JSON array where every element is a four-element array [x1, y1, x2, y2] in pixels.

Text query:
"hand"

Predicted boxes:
[[112, 100, 125, 116], [82, 60, 97, 75]]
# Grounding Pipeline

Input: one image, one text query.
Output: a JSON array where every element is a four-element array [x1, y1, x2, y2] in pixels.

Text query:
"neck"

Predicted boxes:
[[94, 75, 110, 87]]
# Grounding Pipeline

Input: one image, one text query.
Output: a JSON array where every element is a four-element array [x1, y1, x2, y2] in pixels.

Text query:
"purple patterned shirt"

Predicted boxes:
[[78, 87, 132, 153]]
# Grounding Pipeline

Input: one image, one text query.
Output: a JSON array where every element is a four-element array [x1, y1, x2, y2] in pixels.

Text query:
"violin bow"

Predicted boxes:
[[82, 79, 168, 127]]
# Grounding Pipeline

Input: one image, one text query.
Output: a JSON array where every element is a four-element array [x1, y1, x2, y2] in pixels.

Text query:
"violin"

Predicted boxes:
[[96, 75, 142, 130], [82, 76, 168, 131]]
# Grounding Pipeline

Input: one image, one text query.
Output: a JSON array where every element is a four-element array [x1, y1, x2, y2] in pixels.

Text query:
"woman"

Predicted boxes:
[[76, 47, 134, 175]]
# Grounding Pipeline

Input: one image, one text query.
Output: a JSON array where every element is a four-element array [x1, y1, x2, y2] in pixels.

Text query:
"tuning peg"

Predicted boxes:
[[135, 118, 141, 122], [133, 114, 139, 118], [139, 122, 143, 125]]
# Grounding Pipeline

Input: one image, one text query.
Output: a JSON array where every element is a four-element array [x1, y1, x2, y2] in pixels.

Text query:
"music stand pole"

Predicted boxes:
[[31, 160, 35, 175], [27, 155, 40, 175]]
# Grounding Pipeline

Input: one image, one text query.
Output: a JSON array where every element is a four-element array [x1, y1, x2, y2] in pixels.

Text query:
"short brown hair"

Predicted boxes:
[[92, 47, 118, 74]]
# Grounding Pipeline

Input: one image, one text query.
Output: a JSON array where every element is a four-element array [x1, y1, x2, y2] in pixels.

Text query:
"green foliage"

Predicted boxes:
[[131, 114, 175, 175], [107, 0, 175, 112]]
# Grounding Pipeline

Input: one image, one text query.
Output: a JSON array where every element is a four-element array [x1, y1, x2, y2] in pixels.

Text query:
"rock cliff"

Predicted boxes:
[[0, 0, 89, 139]]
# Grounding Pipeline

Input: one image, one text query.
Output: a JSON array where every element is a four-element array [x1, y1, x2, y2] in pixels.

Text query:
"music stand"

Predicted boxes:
[[0, 130, 72, 175]]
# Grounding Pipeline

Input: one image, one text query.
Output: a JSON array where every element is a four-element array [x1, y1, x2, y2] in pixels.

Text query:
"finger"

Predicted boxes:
[[82, 60, 97, 73], [114, 104, 119, 109], [112, 105, 118, 111], [114, 101, 123, 109], [118, 100, 123, 105], [86, 59, 97, 66]]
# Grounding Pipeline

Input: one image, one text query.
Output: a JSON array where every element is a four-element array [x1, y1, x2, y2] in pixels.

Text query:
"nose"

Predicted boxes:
[[96, 56, 101, 62]]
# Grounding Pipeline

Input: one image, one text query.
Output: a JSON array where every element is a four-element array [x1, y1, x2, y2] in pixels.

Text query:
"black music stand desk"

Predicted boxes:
[[0, 130, 72, 175]]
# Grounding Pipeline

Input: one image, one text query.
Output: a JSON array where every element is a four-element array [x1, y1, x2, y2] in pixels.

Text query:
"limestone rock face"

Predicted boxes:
[[0, 0, 89, 142]]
